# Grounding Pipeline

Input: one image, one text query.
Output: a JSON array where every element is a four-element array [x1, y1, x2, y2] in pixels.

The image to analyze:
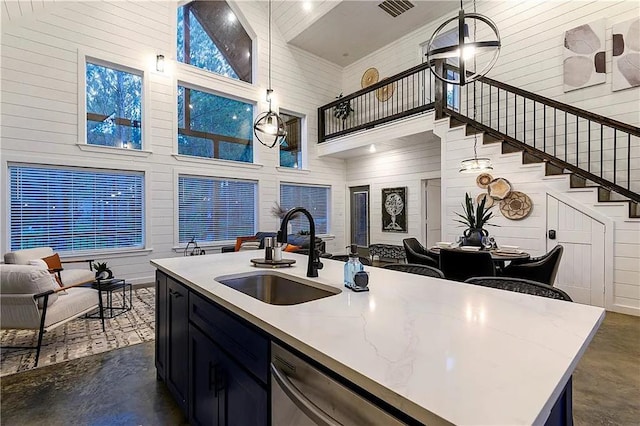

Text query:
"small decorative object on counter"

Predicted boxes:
[[344, 244, 366, 291], [264, 236, 275, 261], [92, 261, 113, 280]]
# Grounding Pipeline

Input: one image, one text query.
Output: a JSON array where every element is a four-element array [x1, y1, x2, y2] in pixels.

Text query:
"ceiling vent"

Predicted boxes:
[[378, 0, 414, 18]]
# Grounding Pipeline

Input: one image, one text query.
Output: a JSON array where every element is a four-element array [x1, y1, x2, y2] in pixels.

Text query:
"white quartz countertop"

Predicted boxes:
[[151, 251, 604, 426]]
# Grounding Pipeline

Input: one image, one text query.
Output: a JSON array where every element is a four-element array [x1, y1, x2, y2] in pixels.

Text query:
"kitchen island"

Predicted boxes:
[[151, 251, 604, 425]]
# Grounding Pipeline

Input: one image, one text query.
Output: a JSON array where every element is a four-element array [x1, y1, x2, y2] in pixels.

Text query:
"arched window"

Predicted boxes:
[[177, 1, 252, 83]]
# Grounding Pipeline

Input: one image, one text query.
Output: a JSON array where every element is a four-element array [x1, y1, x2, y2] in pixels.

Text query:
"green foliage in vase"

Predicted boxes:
[[454, 193, 497, 229]]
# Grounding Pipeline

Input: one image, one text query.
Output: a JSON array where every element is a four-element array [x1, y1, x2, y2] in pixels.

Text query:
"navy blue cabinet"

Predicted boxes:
[[155, 271, 167, 379], [166, 277, 189, 412], [189, 324, 267, 426], [156, 271, 267, 425]]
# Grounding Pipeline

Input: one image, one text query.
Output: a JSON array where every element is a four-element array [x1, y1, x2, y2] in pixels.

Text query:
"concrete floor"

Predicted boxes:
[[1, 312, 638, 425]]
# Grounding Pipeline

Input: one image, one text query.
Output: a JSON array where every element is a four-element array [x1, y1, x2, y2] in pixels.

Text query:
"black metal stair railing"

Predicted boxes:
[[447, 65, 640, 203], [317, 60, 640, 203], [318, 62, 436, 142]]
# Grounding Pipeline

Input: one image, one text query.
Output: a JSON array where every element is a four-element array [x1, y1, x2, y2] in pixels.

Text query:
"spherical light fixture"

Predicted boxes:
[[426, 1, 501, 86], [253, 0, 287, 148]]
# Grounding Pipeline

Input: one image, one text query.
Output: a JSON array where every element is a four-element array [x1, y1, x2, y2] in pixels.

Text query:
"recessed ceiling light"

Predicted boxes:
[[302, 2, 312, 12], [369, 144, 376, 153]]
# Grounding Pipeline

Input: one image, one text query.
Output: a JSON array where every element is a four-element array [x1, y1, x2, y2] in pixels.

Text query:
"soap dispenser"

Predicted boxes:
[[344, 244, 364, 289]]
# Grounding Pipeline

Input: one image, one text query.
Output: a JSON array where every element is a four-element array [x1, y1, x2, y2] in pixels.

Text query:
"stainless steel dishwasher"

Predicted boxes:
[[271, 342, 406, 426]]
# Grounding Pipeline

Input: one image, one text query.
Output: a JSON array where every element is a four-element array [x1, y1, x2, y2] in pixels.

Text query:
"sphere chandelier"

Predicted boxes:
[[426, 0, 501, 86]]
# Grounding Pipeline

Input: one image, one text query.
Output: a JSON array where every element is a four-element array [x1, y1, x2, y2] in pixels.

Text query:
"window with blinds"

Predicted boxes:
[[178, 176, 257, 243], [280, 184, 330, 234], [9, 165, 144, 253]]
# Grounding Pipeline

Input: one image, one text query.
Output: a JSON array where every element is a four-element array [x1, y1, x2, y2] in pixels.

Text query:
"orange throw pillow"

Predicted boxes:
[[42, 253, 64, 287], [235, 236, 259, 252], [284, 244, 301, 252]]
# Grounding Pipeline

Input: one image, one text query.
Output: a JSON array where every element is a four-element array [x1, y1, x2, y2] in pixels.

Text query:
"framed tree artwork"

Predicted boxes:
[[381, 187, 407, 232]]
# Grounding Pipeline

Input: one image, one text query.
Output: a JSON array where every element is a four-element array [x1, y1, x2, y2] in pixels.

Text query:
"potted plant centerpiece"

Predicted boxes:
[[455, 193, 497, 246]]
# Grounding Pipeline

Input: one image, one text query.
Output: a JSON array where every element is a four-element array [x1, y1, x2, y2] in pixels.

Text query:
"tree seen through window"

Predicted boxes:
[[86, 62, 142, 149], [177, 1, 252, 83]]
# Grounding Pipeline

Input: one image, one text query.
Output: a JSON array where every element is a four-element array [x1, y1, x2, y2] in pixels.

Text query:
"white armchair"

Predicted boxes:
[[4, 247, 95, 287], [0, 264, 99, 366]]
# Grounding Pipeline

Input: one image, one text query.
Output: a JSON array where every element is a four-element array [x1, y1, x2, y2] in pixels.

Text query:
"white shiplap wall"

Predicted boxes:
[[0, 0, 345, 284], [344, 129, 441, 251]]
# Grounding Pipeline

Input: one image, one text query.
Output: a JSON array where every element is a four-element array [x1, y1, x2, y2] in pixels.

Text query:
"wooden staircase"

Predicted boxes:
[[448, 116, 640, 218]]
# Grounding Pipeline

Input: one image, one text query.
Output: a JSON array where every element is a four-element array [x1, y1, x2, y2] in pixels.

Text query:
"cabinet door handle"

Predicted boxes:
[[212, 364, 226, 397], [169, 288, 183, 298], [270, 363, 341, 426], [208, 362, 218, 391]]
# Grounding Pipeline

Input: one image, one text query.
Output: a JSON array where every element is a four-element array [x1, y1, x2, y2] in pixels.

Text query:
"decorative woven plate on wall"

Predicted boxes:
[[376, 79, 396, 102], [477, 193, 495, 208], [476, 173, 493, 189], [499, 191, 533, 220], [361, 67, 379, 88], [488, 177, 512, 200]]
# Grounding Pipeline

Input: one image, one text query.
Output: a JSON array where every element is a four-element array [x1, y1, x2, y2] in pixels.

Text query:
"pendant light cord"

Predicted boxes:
[[268, 0, 272, 93], [472, 0, 478, 159]]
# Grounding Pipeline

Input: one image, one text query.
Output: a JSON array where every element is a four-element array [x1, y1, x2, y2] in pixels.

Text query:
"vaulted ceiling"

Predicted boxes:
[[2, 0, 461, 68]]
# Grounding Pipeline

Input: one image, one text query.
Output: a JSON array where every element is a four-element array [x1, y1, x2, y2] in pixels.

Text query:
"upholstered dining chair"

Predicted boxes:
[[439, 249, 495, 282], [329, 255, 372, 266], [465, 276, 573, 301], [500, 245, 564, 286], [383, 263, 445, 278], [0, 264, 99, 366], [402, 238, 439, 268]]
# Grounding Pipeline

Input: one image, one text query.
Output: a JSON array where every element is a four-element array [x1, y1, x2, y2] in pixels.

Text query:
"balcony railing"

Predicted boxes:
[[318, 62, 436, 142]]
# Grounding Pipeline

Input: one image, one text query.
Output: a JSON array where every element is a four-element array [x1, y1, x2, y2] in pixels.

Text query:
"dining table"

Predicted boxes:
[[427, 246, 530, 271]]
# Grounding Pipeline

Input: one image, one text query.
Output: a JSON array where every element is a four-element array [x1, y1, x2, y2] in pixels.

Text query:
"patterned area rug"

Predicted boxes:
[[0, 287, 155, 377]]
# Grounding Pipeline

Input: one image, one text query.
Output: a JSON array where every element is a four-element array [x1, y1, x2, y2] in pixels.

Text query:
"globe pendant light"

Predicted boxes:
[[426, 0, 501, 86], [253, 0, 287, 148]]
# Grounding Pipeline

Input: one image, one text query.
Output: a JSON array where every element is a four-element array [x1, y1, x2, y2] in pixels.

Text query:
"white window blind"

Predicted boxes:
[[280, 184, 330, 234], [178, 176, 257, 243], [9, 165, 144, 253]]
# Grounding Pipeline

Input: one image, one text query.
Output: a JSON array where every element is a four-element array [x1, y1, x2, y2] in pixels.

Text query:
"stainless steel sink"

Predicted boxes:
[[215, 272, 341, 305]]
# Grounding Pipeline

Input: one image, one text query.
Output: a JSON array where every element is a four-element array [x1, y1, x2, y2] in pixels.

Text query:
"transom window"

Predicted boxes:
[[279, 112, 303, 169], [177, 85, 254, 163], [280, 183, 330, 234], [9, 165, 144, 253], [86, 61, 142, 149], [177, 1, 253, 83], [178, 176, 257, 243]]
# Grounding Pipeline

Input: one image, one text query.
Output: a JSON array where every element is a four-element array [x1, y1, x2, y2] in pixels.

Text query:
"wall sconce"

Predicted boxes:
[[156, 54, 165, 72]]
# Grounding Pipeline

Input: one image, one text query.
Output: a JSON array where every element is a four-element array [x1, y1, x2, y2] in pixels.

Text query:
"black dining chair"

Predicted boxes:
[[402, 238, 439, 268], [465, 276, 573, 301], [439, 249, 495, 282], [383, 263, 445, 278], [500, 245, 564, 286], [329, 255, 372, 266]]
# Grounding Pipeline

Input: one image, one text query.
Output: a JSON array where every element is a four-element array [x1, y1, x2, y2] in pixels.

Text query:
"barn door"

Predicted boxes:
[[547, 194, 605, 306]]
